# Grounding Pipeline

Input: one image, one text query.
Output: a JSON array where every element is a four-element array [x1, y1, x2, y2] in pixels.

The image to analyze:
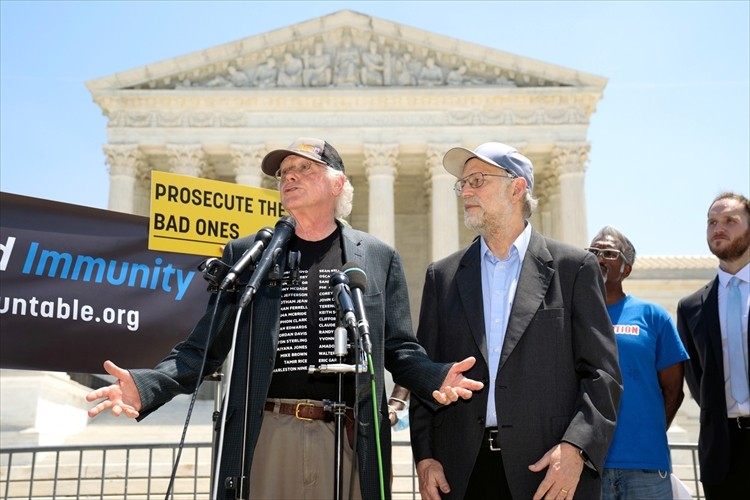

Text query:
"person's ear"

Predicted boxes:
[[512, 178, 527, 200], [331, 174, 344, 196], [621, 262, 632, 278]]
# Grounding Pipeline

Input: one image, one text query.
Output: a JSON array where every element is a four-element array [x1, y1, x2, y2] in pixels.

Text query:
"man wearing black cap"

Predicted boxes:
[[86, 137, 483, 499], [409, 142, 622, 499]]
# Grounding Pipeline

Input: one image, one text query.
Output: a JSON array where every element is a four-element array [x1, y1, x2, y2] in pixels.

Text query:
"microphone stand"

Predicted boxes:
[[212, 301, 251, 499], [216, 249, 299, 500], [308, 323, 367, 500]]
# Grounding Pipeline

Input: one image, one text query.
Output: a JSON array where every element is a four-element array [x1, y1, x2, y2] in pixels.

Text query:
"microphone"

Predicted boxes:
[[328, 271, 357, 329], [239, 216, 296, 307], [219, 227, 274, 291], [343, 263, 372, 354]]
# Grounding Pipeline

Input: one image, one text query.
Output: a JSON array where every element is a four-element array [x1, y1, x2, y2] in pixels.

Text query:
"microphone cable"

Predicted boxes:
[[165, 287, 226, 500], [211, 305, 246, 498], [367, 350, 386, 500]]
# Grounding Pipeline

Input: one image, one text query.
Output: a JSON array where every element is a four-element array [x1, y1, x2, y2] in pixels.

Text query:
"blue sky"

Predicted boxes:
[[1, 1, 748, 256]]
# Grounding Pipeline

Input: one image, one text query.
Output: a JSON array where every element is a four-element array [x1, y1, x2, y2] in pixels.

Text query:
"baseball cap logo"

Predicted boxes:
[[297, 143, 322, 157]]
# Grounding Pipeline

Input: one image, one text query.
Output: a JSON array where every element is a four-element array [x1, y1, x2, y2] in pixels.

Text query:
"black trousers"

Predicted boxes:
[[464, 428, 513, 499], [702, 419, 750, 500]]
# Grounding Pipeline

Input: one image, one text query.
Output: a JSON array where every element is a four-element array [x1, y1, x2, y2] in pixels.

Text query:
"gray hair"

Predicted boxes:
[[592, 225, 636, 265], [522, 191, 538, 220]]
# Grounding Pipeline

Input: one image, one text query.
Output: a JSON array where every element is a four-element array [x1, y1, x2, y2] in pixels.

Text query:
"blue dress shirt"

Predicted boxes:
[[481, 223, 531, 427]]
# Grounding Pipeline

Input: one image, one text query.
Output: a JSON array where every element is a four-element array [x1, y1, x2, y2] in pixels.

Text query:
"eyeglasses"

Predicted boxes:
[[585, 247, 627, 262], [453, 171, 515, 196], [275, 161, 321, 181]]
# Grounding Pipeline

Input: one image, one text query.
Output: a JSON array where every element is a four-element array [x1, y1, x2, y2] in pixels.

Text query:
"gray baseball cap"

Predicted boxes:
[[443, 142, 534, 193]]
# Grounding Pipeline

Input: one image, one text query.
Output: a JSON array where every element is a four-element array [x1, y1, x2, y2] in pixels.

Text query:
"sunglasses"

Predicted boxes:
[[585, 247, 625, 261]]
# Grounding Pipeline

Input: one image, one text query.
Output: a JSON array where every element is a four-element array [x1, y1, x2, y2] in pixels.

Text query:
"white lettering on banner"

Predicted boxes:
[[20, 241, 194, 301], [0, 236, 15, 271], [613, 324, 640, 335], [0, 295, 140, 331]]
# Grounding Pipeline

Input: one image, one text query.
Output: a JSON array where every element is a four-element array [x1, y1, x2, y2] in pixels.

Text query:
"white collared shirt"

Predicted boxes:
[[717, 262, 750, 416]]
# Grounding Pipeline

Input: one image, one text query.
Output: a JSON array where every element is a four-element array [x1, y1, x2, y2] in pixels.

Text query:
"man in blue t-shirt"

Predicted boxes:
[[587, 226, 689, 500]]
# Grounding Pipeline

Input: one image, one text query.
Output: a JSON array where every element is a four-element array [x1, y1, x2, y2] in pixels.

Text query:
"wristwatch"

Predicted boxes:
[[578, 447, 594, 470]]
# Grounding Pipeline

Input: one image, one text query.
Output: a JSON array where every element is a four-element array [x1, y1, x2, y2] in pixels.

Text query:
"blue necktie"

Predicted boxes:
[[728, 276, 749, 403]]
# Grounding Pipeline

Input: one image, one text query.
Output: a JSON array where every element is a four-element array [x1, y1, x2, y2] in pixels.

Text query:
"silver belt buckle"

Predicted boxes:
[[487, 429, 501, 451]]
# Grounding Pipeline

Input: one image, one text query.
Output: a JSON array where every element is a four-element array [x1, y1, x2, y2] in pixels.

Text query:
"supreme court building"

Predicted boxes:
[[86, 10, 716, 318], [1, 9, 719, 454]]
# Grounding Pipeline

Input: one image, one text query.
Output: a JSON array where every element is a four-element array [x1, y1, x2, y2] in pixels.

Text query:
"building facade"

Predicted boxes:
[[87, 10, 716, 318]]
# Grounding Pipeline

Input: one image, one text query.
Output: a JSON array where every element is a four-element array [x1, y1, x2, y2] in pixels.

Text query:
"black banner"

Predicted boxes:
[[0, 192, 212, 373]]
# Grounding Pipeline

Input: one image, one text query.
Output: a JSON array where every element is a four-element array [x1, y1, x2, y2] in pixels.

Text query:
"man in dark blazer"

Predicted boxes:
[[86, 137, 482, 500], [410, 142, 622, 500], [677, 192, 750, 499]]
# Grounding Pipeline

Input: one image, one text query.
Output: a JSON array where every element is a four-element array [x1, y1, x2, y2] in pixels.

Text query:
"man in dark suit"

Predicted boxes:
[[410, 141, 622, 500], [677, 192, 750, 499], [86, 137, 483, 499]]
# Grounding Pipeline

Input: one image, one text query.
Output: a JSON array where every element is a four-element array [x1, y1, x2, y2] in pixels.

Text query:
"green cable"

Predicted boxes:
[[368, 352, 386, 500]]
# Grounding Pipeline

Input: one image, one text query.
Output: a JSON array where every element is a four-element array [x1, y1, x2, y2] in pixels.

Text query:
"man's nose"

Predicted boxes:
[[279, 170, 298, 183], [460, 184, 475, 197]]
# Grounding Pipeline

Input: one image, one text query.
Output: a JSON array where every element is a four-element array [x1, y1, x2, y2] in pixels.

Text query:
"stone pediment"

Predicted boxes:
[[86, 10, 606, 93]]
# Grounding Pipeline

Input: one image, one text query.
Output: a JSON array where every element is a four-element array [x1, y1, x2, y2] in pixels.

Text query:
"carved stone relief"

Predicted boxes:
[[130, 28, 565, 91]]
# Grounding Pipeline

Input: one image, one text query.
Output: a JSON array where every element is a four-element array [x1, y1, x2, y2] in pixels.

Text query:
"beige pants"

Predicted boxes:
[[249, 399, 362, 500]]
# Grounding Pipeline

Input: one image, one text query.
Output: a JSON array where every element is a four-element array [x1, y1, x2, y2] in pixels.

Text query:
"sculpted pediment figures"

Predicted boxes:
[[109, 11, 593, 92]]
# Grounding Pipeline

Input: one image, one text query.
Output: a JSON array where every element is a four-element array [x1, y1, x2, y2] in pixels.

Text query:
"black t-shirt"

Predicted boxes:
[[266, 227, 356, 405]]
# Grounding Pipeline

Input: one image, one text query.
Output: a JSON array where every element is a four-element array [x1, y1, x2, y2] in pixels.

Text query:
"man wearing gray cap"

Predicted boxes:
[[86, 137, 483, 500], [409, 142, 622, 499]]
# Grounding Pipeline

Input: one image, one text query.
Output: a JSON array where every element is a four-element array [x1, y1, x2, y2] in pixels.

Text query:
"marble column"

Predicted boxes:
[[230, 144, 267, 187], [426, 143, 459, 261], [103, 144, 145, 214], [551, 143, 590, 247], [166, 144, 208, 178], [363, 143, 399, 247], [535, 175, 557, 238], [133, 168, 153, 217]]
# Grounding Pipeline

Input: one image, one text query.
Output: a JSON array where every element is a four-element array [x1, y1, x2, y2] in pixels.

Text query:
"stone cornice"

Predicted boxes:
[[96, 91, 602, 129], [102, 108, 596, 129], [94, 87, 602, 112]]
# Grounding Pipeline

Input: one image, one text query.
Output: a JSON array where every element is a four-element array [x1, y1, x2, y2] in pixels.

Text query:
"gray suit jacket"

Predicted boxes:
[[131, 222, 449, 499], [410, 229, 622, 499], [677, 277, 749, 483]]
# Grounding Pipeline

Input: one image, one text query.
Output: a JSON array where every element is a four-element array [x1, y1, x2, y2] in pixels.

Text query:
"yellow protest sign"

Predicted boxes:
[[149, 171, 286, 256]]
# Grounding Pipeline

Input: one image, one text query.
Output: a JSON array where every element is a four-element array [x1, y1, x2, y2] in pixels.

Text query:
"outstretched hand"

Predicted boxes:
[[85, 360, 142, 419], [432, 356, 484, 405]]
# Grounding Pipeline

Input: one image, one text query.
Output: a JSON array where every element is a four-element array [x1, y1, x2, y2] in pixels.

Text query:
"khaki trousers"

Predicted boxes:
[[249, 399, 362, 500]]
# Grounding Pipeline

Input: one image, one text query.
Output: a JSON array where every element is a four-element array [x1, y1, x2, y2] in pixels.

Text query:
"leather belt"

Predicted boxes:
[[264, 401, 355, 446], [732, 416, 750, 430], [482, 427, 501, 451], [263, 401, 354, 422]]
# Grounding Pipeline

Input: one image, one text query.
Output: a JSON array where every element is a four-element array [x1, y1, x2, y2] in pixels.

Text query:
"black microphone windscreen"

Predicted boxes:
[[329, 271, 349, 288], [342, 263, 367, 292], [255, 226, 274, 245]]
